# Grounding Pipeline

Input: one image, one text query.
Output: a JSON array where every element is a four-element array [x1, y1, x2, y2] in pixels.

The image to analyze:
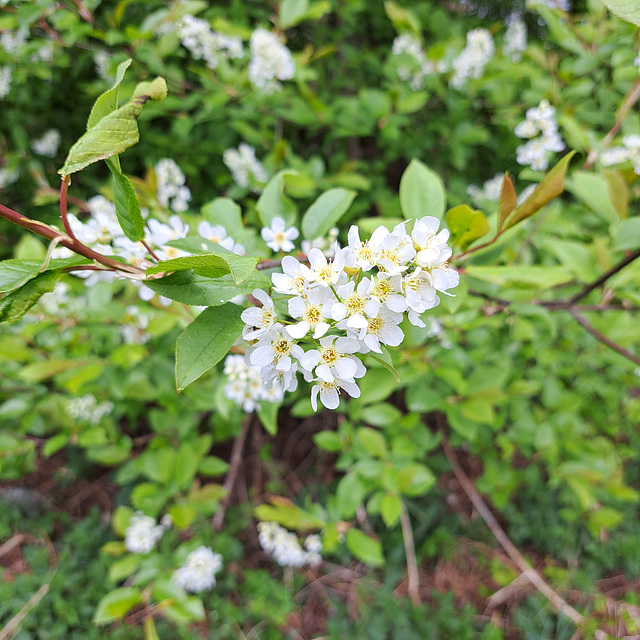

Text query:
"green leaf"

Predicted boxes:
[[257, 401, 280, 435], [253, 496, 325, 530], [175, 304, 244, 391], [570, 170, 620, 223], [87, 59, 133, 130], [301, 188, 356, 240], [313, 430, 342, 452], [0, 270, 61, 323], [145, 270, 269, 306], [60, 77, 167, 175], [94, 587, 142, 624], [360, 403, 402, 428], [502, 151, 576, 231], [357, 427, 387, 457], [112, 506, 134, 537], [0, 259, 42, 292], [202, 197, 243, 233], [466, 265, 574, 289], [108, 554, 141, 583], [107, 158, 145, 241], [168, 503, 197, 528], [174, 441, 201, 490], [384, 1, 420, 34], [601, 0, 640, 25], [380, 493, 402, 528], [144, 617, 161, 640], [279, 0, 309, 29], [399, 158, 446, 221], [147, 253, 259, 284], [345, 529, 384, 567], [612, 218, 640, 252], [336, 473, 369, 518], [256, 170, 298, 227], [198, 456, 229, 477], [445, 205, 490, 251], [365, 347, 400, 382], [42, 433, 69, 457], [497, 173, 517, 231], [397, 463, 436, 496]]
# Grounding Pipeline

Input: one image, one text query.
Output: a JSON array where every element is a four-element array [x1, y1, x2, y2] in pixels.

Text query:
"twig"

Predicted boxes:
[[399, 501, 421, 607], [452, 232, 504, 262], [68, 0, 94, 23], [142, 240, 160, 263], [212, 414, 253, 531], [256, 254, 310, 271], [570, 308, 640, 366], [59, 175, 76, 241], [438, 417, 585, 628]]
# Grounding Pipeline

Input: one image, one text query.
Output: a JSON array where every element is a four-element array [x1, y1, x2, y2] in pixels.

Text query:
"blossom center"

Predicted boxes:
[[317, 266, 334, 282], [367, 317, 382, 334], [321, 346, 338, 366], [345, 293, 365, 315], [273, 338, 291, 358], [303, 305, 322, 324], [373, 279, 391, 300]]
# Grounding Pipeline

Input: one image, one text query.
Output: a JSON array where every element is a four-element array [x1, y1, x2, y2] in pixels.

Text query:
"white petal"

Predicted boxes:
[[320, 387, 340, 409], [334, 357, 357, 381], [316, 364, 334, 382], [285, 322, 310, 339]]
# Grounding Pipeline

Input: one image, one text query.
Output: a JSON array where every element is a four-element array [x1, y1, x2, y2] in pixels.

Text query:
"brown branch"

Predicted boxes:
[[68, 0, 94, 23], [59, 175, 75, 241], [438, 417, 585, 628], [452, 231, 504, 262], [142, 240, 160, 263], [212, 413, 253, 532], [570, 308, 640, 366], [399, 502, 421, 606]]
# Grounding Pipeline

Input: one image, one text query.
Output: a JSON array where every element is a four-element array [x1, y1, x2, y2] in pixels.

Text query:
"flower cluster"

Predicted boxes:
[[121, 306, 152, 345], [197, 221, 245, 255], [258, 522, 322, 568], [242, 218, 458, 410], [177, 15, 243, 70], [32, 129, 61, 158], [515, 99, 564, 171], [301, 227, 339, 258], [94, 51, 111, 80], [66, 394, 114, 425], [467, 174, 505, 207], [155, 158, 191, 212], [124, 512, 166, 554], [172, 546, 223, 593], [391, 34, 436, 91], [599, 135, 640, 175], [248, 29, 295, 93], [450, 29, 494, 89], [0, 30, 26, 55], [223, 143, 268, 191], [223, 354, 284, 413], [261, 216, 299, 253], [503, 14, 527, 62], [526, 0, 570, 10], [0, 67, 12, 99], [0, 165, 18, 188]]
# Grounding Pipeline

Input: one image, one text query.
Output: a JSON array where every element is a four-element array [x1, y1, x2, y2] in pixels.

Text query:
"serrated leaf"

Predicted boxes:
[[107, 158, 145, 241], [60, 77, 167, 176], [302, 188, 356, 240], [0, 270, 61, 323], [144, 270, 269, 306], [399, 158, 446, 221], [87, 59, 132, 130], [94, 587, 142, 624], [256, 170, 298, 227], [601, 0, 640, 25], [175, 304, 244, 390], [445, 205, 490, 251], [0, 256, 90, 293], [502, 151, 576, 230], [147, 253, 259, 284], [345, 529, 384, 567], [497, 173, 517, 231]]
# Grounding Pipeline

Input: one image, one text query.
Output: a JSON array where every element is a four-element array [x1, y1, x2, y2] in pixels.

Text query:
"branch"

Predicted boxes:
[[570, 308, 640, 367], [400, 502, 421, 607], [59, 175, 76, 241], [438, 417, 585, 628], [452, 231, 504, 262]]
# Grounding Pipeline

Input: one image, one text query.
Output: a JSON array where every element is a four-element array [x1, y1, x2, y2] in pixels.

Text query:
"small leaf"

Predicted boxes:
[[174, 441, 201, 490], [147, 253, 260, 284], [108, 554, 141, 583], [497, 173, 517, 231], [94, 587, 142, 624], [313, 431, 342, 452], [445, 205, 490, 250], [112, 506, 134, 537], [365, 347, 400, 382], [87, 59, 133, 129], [380, 494, 402, 528], [357, 427, 387, 458], [346, 529, 384, 567], [399, 158, 446, 221], [601, 0, 640, 26], [279, 0, 310, 29], [202, 197, 243, 233], [107, 158, 145, 241], [257, 401, 280, 435], [0, 271, 61, 323], [502, 151, 576, 231], [301, 188, 356, 240], [175, 304, 244, 390], [256, 171, 298, 227], [198, 456, 229, 477]]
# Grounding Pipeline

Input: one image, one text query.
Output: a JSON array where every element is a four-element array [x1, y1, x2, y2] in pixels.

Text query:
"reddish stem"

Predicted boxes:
[[59, 175, 76, 241]]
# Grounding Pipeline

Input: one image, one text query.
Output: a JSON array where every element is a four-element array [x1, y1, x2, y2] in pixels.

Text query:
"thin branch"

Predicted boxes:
[[399, 501, 421, 607], [59, 175, 76, 241], [256, 254, 310, 271], [142, 240, 160, 263], [438, 417, 585, 628], [570, 308, 640, 366], [212, 414, 253, 531], [452, 231, 504, 262]]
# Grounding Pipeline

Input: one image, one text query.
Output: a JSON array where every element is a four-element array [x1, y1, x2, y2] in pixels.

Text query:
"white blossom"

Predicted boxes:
[[331, 278, 380, 330], [121, 305, 151, 345], [271, 256, 311, 296], [172, 546, 223, 592], [177, 15, 243, 70], [0, 166, 18, 188], [248, 326, 305, 375], [515, 100, 564, 171], [0, 30, 26, 55], [450, 29, 494, 89], [223, 143, 268, 191], [32, 129, 61, 158], [0, 67, 12, 99], [311, 377, 361, 411], [391, 34, 436, 90], [504, 14, 527, 62], [261, 216, 299, 253], [286, 286, 334, 339], [223, 354, 284, 412], [94, 51, 111, 79], [301, 227, 339, 258], [67, 394, 114, 425], [467, 173, 504, 207], [241, 289, 279, 340], [248, 29, 295, 93], [258, 522, 321, 568], [124, 512, 165, 554], [155, 159, 191, 212], [197, 221, 236, 252]]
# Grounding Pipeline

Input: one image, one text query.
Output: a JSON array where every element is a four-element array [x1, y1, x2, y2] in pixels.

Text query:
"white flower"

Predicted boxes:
[[155, 159, 191, 213], [391, 34, 435, 90], [32, 129, 61, 157], [286, 286, 334, 339], [197, 221, 235, 251], [261, 216, 299, 253], [357, 308, 404, 354], [402, 268, 440, 327], [0, 30, 26, 54], [67, 394, 114, 424], [249, 326, 305, 374], [124, 512, 164, 554], [0, 66, 12, 99], [504, 14, 527, 62], [172, 546, 223, 593], [258, 522, 321, 568], [375, 222, 416, 275], [0, 166, 18, 188], [271, 256, 309, 296], [467, 174, 504, 207], [599, 147, 629, 167], [299, 336, 364, 385], [301, 227, 339, 258], [94, 51, 111, 79], [331, 278, 380, 330], [248, 29, 295, 93], [147, 214, 189, 248], [177, 15, 243, 70], [346, 225, 386, 271], [241, 289, 279, 340], [223, 143, 268, 191], [121, 305, 151, 345], [311, 377, 361, 411], [304, 247, 346, 288], [450, 28, 494, 88], [223, 353, 285, 411]]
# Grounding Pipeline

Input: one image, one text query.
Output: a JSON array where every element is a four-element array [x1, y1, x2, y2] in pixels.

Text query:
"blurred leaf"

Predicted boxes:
[[279, 0, 309, 29], [112, 506, 134, 537], [346, 529, 384, 566], [254, 496, 325, 530], [94, 587, 142, 624], [380, 493, 402, 528], [601, 0, 640, 25], [384, 0, 420, 34], [301, 188, 356, 240], [314, 430, 342, 451], [399, 158, 446, 221], [147, 253, 260, 284], [108, 554, 140, 583], [611, 218, 640, 252], [257, 401, 280, 435], [199, 456, 229, 477], [497, 173, 517, 230], [570, 170, 619, 223], [256, 171, 298, 227], [357, 427, 387, 457], [202, 197, 243, 233], [445, 205, 490, 250], [174, 441, 201, 489], [466, 265, 574, 288], [0, 270, 61, 323], [144, 617, 160, 640]]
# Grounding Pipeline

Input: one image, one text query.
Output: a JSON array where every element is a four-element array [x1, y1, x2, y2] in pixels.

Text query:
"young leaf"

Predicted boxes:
[[202, 197, 243, 233], [345, 529, 384, 567], [365, 347, 400, 382], [87, 59, 132, 129], [279, 0, 310, 29], [384, 1, 421, 34], [399, 158, 446, 221], [175, 304, 244, 391], [146, 253, 260, 284], [0, 271, 61, 323], [59, 77, 167, 176], [257, 400, 280, 435], [301, 188, 356, 240], [497, 173, 517, 231], [445, 205, 490, 250], [256, 170, 298, 227], [502, 151, 576, 231], [601, 0, 640, 26], [107, 158, 145, 241], [94, 587, 142, 624]]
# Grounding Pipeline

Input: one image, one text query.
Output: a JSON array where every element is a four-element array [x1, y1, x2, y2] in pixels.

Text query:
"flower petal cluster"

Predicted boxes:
[[599, 135, 640, 175], [67, 394, 114, 425], [0, 66, 12, 99], [197, 221, 245, 255], [177, 15, 243, 70], [0, 165, 18, 188], [503, 14, 527, 62], [258, 522, 322, 568], [261, 216, 299, 253], [0, 30, 26, 55], [515, 99, 564, 171], [241, 218, 458, 410], [248, 29, 295, 93], [124, 512, 165, 554], [32, 129, 61, 158], [223, 143, 268, 192], [450, 29, 494, 89], [391, 34, 436, 91], [467, 173, 504, 207], [155, 158, 191, 212], [223, 353, 284, 412], [172, 546, 223, 593]]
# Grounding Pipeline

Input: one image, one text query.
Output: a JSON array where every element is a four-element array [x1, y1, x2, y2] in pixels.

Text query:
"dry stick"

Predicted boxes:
[[438, 419, 585, 628], [212, 414, 253, 531], [399, 501, 421, 607], [0, 574, 55, 640], [570, 308, 640, 367]]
